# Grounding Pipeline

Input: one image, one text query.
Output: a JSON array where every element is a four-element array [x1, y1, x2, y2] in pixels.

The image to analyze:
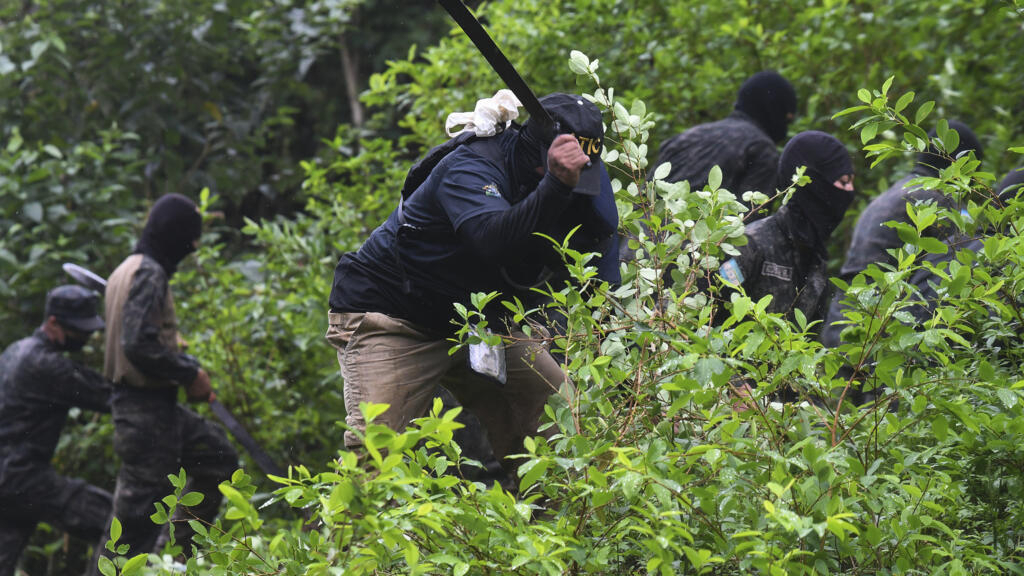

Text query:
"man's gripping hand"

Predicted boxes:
[[186, 368, 214, 403], [547, 133, 590, 188]]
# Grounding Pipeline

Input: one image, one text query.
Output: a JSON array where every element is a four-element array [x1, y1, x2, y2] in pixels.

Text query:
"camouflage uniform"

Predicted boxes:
[[94, 254, 237, 565], [720, 204, 831, 323], [0, 330, 112, 576]]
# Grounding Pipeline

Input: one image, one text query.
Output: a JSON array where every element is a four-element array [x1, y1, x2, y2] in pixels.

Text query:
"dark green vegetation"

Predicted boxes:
[[3, 0, 1024, 574]]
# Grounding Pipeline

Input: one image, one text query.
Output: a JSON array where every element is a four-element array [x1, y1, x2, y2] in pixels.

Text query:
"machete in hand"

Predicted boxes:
[[62, 262, 288, 478], [438, 0, 602, 197], [437, 0, 555, 136]]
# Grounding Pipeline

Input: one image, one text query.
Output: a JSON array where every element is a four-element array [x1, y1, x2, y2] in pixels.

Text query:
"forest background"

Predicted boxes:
[[2, 0, 1024, 574]]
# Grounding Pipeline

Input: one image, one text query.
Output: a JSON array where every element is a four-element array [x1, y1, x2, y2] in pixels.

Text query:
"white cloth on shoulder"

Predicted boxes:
[[445, 89, 522, 138]]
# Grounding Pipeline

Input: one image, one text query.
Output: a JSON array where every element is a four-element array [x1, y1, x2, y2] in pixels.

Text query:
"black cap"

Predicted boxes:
[[539, 93, 605, 196], [45, 285, 105, 332]]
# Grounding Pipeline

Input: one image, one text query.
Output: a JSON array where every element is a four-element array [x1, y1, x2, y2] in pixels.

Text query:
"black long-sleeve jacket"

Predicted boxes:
[[656, 111, 780, 202]]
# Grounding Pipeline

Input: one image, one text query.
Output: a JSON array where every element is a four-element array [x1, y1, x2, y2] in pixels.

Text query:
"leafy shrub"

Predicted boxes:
[[94, 53, 1024, 574]]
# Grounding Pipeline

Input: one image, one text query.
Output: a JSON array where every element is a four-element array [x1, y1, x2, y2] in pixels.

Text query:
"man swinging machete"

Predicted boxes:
[[323, 0, 618, 484]]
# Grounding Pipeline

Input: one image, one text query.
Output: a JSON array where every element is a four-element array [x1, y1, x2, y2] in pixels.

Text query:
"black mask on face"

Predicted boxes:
[[135, 194, 202, 275], [913, 120, 983, 177], [507, 120, 547, 204], [735, 71, 798, 144], [777, 131, 855, 255], [61, 331, 91, 352]]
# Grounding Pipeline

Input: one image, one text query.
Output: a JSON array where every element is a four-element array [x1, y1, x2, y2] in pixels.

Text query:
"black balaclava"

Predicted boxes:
[[509, 93, 604, 204], [913, 120, 983, 177], [509, 123, 545, 204], [996, 166, 1024, 204], [60, 332, 91, 352], [734, 70, 797, 144], [135, 194, 202, 275], [777, 131, 855, 255]]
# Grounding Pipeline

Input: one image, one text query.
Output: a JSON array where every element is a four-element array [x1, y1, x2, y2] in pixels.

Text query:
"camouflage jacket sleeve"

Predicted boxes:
[[37, 349, 113, 413], [122, 261, 200, 385]]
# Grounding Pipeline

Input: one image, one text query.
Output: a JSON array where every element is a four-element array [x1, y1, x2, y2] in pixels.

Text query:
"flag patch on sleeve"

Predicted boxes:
[[720, 258, 744, 285]]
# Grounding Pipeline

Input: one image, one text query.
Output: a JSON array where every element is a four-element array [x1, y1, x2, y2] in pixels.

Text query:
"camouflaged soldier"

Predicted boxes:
[[92, 194, 237, 567], [0, 285, 113, 576], [718, 131, 855, 325]]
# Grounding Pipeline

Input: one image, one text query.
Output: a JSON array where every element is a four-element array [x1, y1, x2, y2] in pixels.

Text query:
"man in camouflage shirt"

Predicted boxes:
[[91, 194, 237, 568], [718, 131, 855, 327], [0, 285, 113, 576]]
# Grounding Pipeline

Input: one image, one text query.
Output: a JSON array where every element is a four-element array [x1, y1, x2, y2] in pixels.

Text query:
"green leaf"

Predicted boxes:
[[618, 470, 643, 500], [860, 122, 879, 145], [857, 88, 872, 104], [42, 144, 63, 159], [918, 237, 948, 254], [179, 491, 205, 507], [518, 458, 549, 492], [708, 165, 722, 191], [915, 101, 935, 124], [121, 553, 149, 576], [832, 105, 870, 119], [881, 75, 895, 96], [97, 557, 117, 576], [109, 517, 122, 544], [30, 40, 48, 61], [568, 50, 590, 75], [943, 128, 960, 155], [894, 91, 915, 113], [996, 388, 1018, 409], [360, 402, 390, 424], [329, 479, 355, 510]]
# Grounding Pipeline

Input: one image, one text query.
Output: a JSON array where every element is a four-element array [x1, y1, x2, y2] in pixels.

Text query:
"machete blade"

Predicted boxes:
[[437, 0, 556, 135], [210, 398, 288, 478], [63, 262, 108, 291]]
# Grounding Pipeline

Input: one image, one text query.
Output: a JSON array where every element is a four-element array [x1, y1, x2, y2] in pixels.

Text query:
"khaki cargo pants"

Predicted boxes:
[[326, 311, 567, 469]]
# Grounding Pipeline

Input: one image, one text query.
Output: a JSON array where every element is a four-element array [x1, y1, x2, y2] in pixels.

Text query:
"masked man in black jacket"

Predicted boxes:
[[326, 93, 613, 480], [822, 121, 983, 349], [656, 71, 797, 214], [0, 285, 113, 576]]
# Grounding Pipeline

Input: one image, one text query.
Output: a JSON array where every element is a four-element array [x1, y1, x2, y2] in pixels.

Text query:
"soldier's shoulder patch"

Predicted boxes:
[[761, 261, 793, 281], [482, 183, 502, 198], [720, 258, 745, 285]]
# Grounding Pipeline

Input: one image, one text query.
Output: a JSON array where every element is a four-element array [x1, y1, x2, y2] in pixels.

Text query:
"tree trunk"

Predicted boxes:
[[339, 34, 364, 128]]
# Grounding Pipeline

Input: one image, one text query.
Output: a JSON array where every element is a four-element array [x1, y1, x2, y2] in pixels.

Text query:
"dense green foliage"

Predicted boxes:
[[3, 0, 1024, 574]]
